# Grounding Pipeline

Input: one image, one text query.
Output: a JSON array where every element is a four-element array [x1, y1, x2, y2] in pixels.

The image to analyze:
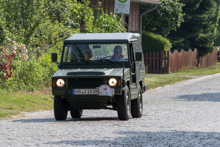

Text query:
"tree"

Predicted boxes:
[[0, 0, 125, 50], [141, 0, 184, 37], [168, 0, 220, 56], [214, 16, 220, 46], [0, 0, 48, 45]]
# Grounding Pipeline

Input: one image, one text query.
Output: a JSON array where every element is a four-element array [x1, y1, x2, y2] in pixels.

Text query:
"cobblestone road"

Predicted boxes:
[[1, 74, 220, 147]]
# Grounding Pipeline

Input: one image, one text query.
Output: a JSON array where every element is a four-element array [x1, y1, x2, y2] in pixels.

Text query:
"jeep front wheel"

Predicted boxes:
[[54, 96, 68, 121], [117, 86, 131, 120], [70, 109, 83, 118], [131, 85, 143, 118]]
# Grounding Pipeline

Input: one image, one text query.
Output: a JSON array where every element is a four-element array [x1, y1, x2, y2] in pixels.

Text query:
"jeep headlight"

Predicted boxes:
[[56, 79, 65, 87], [109, 78, 117, 87]]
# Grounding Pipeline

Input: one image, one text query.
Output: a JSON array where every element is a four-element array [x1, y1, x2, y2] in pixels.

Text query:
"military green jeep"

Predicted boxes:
[[52, 33, 147, 121]]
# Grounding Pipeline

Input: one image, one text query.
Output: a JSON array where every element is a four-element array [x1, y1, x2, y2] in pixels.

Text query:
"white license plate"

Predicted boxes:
[[73, 89, 99, 95]]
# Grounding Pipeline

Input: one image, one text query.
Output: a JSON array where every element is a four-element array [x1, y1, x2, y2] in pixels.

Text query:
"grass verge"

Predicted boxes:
[[145, 74, 192, 89], [0, 89, 53, 120], [145, 62, 220, 89]]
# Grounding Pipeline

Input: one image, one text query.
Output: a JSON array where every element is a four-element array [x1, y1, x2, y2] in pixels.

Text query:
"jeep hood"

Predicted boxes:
[[53, 68, 129, 78]]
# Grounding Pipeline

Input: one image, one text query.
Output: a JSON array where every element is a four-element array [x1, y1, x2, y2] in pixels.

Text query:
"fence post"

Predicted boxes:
[[160, 51, 163, 73], [149, 52, 152, 73], [145, 52, 148, 73]]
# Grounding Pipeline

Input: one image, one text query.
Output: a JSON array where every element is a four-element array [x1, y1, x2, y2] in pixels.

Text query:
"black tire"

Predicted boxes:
[[70, 109, 83, 118], [117, 86, 131, 120], [131, 85, 143, 118], [54, 96, 68, 121]]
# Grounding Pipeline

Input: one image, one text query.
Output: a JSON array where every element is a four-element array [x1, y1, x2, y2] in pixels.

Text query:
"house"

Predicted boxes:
[[89, 0, 161, 33]]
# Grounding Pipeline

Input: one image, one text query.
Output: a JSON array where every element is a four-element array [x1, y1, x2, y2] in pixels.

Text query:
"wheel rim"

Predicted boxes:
[[139, 93, 143, 114], [126, 93, 130, 117]]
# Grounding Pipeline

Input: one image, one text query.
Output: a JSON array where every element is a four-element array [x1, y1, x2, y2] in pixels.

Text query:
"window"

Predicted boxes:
[[62, 43, 128, 62]]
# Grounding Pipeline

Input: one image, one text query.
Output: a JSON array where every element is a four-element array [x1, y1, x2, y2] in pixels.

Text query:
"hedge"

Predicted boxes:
[[142, 30, 172, 52]]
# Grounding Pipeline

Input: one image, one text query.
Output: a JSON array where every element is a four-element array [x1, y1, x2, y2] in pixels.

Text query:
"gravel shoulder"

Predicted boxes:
[[0, 73, 220, 146]]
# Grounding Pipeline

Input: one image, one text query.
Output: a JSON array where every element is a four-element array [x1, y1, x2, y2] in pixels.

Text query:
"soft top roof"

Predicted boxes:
[[64, 33, 140, 43]]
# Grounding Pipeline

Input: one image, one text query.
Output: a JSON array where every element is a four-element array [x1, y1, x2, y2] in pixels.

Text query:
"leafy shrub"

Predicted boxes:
[[142, 30, 172, 52], [92, 11, 126, 33], [0, 52, 57, 91], [0, 46, 14, 80], [0, 38, 57, 91], [0, 38, 28, 80]]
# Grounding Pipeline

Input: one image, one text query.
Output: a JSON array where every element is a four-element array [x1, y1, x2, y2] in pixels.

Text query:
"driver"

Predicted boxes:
[[110, 45, 124, 61], [80, 48, 92, 60]]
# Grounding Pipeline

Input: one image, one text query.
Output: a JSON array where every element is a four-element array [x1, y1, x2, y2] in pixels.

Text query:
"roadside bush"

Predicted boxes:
[[0, 52, 57, 91], [0, 38, 58, 91], [142, 30, 172, 52], [0, 38, 28, 80], [0, 47, 14, 80]]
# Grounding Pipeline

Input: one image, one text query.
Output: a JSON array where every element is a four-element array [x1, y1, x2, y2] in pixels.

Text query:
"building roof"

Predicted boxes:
[[131, 0, 161, 4]]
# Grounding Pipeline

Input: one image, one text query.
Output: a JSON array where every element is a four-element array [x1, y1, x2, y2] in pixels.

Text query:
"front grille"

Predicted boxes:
[[68, 78, 105, 88]]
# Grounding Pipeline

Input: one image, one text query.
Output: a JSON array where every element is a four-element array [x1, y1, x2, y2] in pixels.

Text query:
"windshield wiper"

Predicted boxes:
[[99, 59, 113, 63]]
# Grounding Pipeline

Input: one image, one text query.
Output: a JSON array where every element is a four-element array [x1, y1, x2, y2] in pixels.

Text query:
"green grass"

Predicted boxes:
[[145, 73, 192, 89], [0, 89, 53, 119], [145, 62, 220, 89], [176, 63, 220, 76]]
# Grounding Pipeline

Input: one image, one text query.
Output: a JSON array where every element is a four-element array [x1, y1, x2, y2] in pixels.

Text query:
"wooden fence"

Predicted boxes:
[[144, 51, 169, 73], [199, 49, 218, 68], [169, 49, 198, 73], [144, 48, 218, 73]]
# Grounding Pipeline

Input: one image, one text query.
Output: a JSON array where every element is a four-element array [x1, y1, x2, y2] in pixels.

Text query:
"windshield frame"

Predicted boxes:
[[60, 42, 130, 65]]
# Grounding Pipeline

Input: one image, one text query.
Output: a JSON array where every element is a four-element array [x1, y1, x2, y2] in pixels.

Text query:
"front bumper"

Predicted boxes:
[[52, 85, 121, 109], [52, 86, 122, 97]]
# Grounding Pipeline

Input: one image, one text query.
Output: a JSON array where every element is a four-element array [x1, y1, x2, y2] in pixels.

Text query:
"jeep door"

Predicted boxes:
[[129, 42, 139, 99]]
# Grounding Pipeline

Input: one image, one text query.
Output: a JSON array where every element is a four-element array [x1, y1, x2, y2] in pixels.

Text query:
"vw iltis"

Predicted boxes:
[[52, 33, 147, 121]]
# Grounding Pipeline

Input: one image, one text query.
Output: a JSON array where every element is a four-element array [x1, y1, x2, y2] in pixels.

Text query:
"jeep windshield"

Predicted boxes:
[[62, 43, 128, 63]]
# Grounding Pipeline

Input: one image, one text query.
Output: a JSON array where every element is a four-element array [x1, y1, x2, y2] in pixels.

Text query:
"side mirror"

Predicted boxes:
[[52, 53, 58, 63], [135, 52, 142, 61]]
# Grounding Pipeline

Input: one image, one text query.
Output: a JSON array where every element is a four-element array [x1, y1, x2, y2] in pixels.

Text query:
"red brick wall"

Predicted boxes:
[[129, 3, 139, 33], [90, 0, 140, 33]]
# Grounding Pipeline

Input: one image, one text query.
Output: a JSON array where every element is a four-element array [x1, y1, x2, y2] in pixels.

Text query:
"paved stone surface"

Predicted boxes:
[[1, 74, 220, 147]]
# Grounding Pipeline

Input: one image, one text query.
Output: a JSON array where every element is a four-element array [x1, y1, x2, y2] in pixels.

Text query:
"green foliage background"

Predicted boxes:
[[141, 0, 220, 56], [0, 0, 125, 91], [168, 0, 220, 56], [1, 0, 220, 91]]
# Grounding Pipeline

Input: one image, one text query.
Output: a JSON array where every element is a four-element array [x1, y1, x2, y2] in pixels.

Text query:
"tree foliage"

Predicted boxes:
[[214, 14, 220, 46], [0, 0, 125, 52], [141, 0, 184, 37], [168, 0, 220, 56], [0, 0, 48, 45]]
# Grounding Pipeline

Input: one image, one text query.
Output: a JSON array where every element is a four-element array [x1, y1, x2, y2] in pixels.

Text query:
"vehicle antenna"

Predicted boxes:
[[123, 63, 124, 80]]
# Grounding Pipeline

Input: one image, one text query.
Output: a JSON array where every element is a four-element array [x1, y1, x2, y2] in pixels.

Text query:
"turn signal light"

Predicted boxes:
[[52, 80, 55, 87]]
